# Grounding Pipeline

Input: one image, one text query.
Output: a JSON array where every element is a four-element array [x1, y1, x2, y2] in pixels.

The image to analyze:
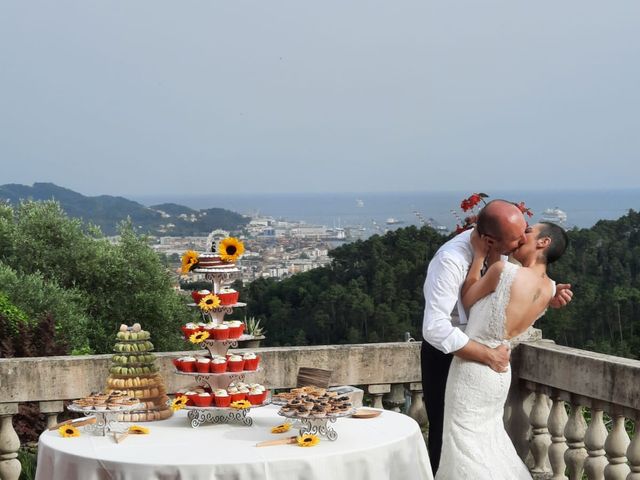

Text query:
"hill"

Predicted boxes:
[[0, 183, 249, 236]]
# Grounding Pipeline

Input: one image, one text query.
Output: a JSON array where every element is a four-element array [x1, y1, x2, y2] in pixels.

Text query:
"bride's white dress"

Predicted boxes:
[[435, 262, 532, 479]]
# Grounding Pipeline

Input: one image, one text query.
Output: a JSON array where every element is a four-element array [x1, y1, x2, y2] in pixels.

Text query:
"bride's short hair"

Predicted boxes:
[[538, 222, 569, 264]]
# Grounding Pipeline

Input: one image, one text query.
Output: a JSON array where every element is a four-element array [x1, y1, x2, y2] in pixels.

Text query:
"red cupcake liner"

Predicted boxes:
[[260, 390, 269, 403], [192, 395, 213, 407], [186, 393, 199, 406], [196, 362, 211, 373], [181, 361, 196, 373], [214, 395, 231, 407], [230, 392, 246, 402], [181, 326, 198, 339], [228, 325, 243, 339], [248, 393, 262, 405], [218, 292, 239, 306], [172, 358, 182, 369], [212, 329, 230, 341], [227, 360, 245, 372], [210, 361, 227, 373], [243, 356, 260, 371]]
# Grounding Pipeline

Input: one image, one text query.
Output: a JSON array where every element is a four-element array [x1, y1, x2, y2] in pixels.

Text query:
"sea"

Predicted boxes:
[[132, 189, 640, 240]]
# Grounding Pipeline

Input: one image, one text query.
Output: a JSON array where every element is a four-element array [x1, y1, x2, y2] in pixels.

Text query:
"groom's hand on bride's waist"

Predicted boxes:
[[487, 344, 510, 373]]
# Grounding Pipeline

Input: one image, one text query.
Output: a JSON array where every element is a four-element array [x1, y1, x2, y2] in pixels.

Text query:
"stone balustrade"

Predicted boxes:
[[1, 340, 639, 480]]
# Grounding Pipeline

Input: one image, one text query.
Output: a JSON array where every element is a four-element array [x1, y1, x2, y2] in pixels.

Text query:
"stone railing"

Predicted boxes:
[[1, 340, 639, 480], [510, 340, 640, 480]]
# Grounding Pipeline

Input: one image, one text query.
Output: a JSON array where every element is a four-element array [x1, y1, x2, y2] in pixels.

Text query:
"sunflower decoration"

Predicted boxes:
[[171, 395, 189, 412], [128, 425, 150, 435], [198, 294, 221, 312], [271, 423, 291, 434], [297, 433, 320, 447], [189, 330, 210, 344], [218, 237, 245, 263], [230, 400, 252, 410], [181, 250, 199, 274], [58, 425, 80, 438]]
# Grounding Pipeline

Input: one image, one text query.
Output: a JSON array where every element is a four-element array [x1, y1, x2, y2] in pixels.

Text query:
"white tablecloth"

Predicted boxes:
[[36, 405, 433, 480]]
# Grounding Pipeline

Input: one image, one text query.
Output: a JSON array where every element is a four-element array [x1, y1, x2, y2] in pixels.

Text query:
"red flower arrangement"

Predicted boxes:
[[453, 193, 533, 235]]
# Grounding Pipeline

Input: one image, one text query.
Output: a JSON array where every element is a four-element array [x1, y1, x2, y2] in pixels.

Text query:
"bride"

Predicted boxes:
[[435, 221, 569, 479]]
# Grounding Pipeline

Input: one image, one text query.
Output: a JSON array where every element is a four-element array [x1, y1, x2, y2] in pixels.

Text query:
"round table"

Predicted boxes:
[[36, 405, 433, 480]]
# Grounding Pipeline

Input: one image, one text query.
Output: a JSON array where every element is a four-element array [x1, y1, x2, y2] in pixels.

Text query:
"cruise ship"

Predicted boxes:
[[541, 207, 568, 226]]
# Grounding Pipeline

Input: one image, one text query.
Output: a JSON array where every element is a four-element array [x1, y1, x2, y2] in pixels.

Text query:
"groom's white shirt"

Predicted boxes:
[[422, 229, 473, 354]]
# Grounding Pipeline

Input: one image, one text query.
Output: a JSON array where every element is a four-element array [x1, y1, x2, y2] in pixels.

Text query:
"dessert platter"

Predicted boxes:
[[275, 387, 356, 441], [176, 238, 269, 428], [68, 392, 142, 436]]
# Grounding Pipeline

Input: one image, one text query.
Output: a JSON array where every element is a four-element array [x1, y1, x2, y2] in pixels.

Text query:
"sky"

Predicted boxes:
[[1, 1, 639, 196]]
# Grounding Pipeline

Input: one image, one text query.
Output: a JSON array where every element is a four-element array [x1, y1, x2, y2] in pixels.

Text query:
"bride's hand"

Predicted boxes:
[[470, 230, 490, 260]]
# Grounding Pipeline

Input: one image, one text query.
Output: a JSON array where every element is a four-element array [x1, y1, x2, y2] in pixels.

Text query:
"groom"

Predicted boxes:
[[421, 200, 573, 474]]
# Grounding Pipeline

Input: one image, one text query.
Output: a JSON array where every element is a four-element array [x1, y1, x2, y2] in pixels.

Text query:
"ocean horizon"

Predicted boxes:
[[132, 188, 640, 236]]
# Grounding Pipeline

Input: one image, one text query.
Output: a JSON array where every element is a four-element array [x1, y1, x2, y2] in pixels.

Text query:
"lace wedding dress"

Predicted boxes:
[[435, 262, 533, 479]]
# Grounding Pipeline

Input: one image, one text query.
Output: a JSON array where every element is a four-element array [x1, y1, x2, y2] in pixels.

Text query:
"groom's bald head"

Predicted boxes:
[[477, 200, 528, 255]]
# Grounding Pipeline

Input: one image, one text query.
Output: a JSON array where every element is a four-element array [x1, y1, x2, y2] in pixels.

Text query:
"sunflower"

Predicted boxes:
[[218, 237, 245, 263], [230, 400, 252, 410], [58, 425, 80, 438], [198, 294, 221, 312], [297, 434, 320, 447], [171, 395, 188, 411], [128, 425, 150, 434], [181, 250, 199, 274], [271, 423, 291, 434], [189, 330, 210, 344]]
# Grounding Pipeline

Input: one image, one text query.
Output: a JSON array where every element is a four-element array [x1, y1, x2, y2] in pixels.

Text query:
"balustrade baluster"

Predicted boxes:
[[530, 391, 552, 474], [367, 384, 391, 410], [0, 403, 21, 480], [565, 403, 588, 480], [407, 383, 428, 427], [383, 384, 405, 413], [548, 396, 568, 480], [39, 401, 65, 430], [627, 417, 640, 480], [604, 415, 630, 480], [584, 408, 607, 480]]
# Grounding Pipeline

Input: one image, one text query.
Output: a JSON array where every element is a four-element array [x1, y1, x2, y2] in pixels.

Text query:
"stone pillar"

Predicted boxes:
[[367, 384, 391, 410], [407, 382, 428, 427], [584, 407, 607, 480], [548, 395, 568, 480], [39, 401, 65, 430], [565, 403, 588, 480], [383, 384, 405, 413], [604, 415, 630, 480], [530, 391, 552, 474], [627, 415, 640, 480], [0, 403, 21, 480]]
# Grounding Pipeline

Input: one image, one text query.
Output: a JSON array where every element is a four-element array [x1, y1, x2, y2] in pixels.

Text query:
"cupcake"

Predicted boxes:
[[210, 356, 227, 373], [202, 323, 216, 335], [248, 387, 263, 405], [181, 322, 199, 339], [218, 287, 239, 306], [228, 386, 245, 402], [226, 320, 244, 339], [172, 358, 182, 370], [185, 391, 199, 406], [193, 392, 213, 407], [212, 324, 230, 341], [214, 389, 231, 407], [227, 354, 244, 372], [242, 352, 260, 371], [191, 289, 211, 304], [180, 356, 197, 372], [196, 358, 211, 373]]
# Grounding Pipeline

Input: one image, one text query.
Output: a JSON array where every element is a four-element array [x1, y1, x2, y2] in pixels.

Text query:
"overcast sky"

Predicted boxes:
[[1, 1, 639, 196]]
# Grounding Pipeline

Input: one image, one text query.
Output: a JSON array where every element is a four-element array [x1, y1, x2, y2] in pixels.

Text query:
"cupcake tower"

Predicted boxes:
[[176, 238, 268, 428], [105, 323, 173, 422]]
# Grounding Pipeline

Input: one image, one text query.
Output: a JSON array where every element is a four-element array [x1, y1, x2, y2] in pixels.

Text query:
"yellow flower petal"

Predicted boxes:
[[189, 330, 210, 344], [218, 237, 245, 263], [198, 294, 221, 312], [171, 395, 188, 411], [271, 423, 291, 434], [58, 425, 80, 438], [181, 250, 200, 274], [297, 434, 319, 447], [230, 400, 252, 410], [128, 425, 149, 434]]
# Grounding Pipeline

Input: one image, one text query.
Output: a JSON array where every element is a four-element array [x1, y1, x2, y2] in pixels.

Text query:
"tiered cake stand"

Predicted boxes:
[[177, 266, 268, 428]]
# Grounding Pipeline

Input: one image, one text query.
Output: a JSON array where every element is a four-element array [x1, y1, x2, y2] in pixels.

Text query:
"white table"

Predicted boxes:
[[36, 405, 433, 480]]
